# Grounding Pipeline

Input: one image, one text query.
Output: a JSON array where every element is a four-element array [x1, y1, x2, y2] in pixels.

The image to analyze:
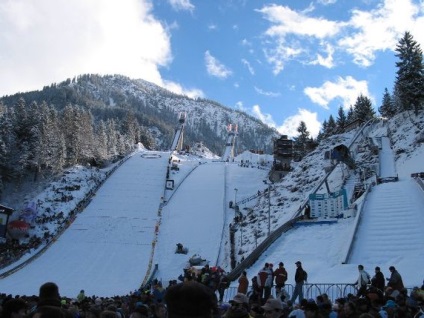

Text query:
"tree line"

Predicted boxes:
[[294, 31, 424, 156], [0, 98, 154, 196]]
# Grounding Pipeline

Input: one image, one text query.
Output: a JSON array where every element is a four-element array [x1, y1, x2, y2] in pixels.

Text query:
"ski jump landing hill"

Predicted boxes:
[[348, 133, 424, 265], [0, 113, 231, 296], [0, 151, 170, 296]]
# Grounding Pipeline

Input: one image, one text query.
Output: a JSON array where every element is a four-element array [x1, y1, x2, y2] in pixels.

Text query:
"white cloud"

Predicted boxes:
[[309, 43, 335, 68], [235, 101, 247, 112], [162, 80, 204, 99], [241, 59, 255, 75], [252, 104, 276, 127], [258, 5, 340, 39], [208, 24, 218, 31], [251, 104, 321, 138], [338, 0, 422, 66], [254, 86, 281, 97], [168, 0, 194, 12], [317, 0, 337, 5], [264, 44, 304, 74], [257, 4, 342, 73], [276, 108, 321, 138], [258, 1, 424, 71], [204, 51, 232, 79], [304, 76, 370, 110], [0, 0, 175, 96], [241, 39, 252, 46]]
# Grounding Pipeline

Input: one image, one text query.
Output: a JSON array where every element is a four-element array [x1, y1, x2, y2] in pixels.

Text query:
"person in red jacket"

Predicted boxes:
[[273, 262, 288, 298], [257, 263, 271, 304]]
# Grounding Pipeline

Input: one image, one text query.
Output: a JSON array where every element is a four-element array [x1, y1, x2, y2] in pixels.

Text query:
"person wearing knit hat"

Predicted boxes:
[[262, 298, 284, 318]]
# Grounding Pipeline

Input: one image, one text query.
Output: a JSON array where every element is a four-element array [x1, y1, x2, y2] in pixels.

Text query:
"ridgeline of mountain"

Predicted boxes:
[[0, 74, 279, 154]]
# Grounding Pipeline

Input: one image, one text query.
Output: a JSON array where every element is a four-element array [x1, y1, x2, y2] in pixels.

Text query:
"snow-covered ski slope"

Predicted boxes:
[[349, 133, 424, 264], [379, 136, 397, 178], [0, 151, 170, 296], [154, 162, 226, 283], [242, 123, 424, 288], [349, 179, 424, 264]]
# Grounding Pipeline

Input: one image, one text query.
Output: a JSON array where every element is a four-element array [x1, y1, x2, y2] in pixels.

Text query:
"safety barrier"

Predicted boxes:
[[221, 283, 359, 303], [341, 184, 372, 264]]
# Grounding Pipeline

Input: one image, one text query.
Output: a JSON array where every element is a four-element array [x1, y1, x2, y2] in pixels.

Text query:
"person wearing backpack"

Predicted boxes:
[[354, 264, 370, 298], [290, 261, 307, 304]]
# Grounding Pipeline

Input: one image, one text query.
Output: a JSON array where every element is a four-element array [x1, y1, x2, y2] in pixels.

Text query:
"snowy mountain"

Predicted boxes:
[[0, 111, 423, 298], [0, 74, 279, 155]]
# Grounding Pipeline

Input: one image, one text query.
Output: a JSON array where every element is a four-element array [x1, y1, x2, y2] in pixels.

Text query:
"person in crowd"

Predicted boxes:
[[151, 303, 167, 318], [152, 282, 166, 303], [274, 262, 288, 298], [237, 271, 249, 295], [164, 281, 217, 318], [250, 275, 262, 304], [343, 301, 359, 318], [264, 264, 274, 302], [226, 293, 250, 318], [77, 290, 86, 303], [130, 304, 151, 318], [371, 266, 385, 296], [386, 266, 404, 292], [257, 263, 271, 303], [354, 265, 370, 298], [304, 302, 319, 318], [217, 272, 230, 303], [250, 303, 265, 318], [291, 261, 307, 304], [30, 282, 73, 318], [1, 298, 28, 318], [261, 298, 284, 318]]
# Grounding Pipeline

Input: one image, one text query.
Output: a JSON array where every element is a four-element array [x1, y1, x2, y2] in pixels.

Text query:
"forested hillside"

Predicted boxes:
[[0, 74, 279, 198]]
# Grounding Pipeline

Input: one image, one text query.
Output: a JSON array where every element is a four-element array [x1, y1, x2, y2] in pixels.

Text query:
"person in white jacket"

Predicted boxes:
[[354, 264, 370, 298]]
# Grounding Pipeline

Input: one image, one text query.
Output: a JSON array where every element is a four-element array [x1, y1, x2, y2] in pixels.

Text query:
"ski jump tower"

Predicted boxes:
[[221, 124, 238, 162], [170, 112, 186, 151]]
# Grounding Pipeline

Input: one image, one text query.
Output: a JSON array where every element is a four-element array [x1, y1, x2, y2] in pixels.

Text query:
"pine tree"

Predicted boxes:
[[294, 121, 310, 157], [394, 31, 424, 115], [346, 105, 355, 123], [379, 88, 396, 118], [336, 106, 347, 132], [0, 106, 16, 182], [353, 94, 375, 121], [11, 98, 41, 181], [40, 102, 66, 173], [326, 115, 337, 136], [95, 120, 109, 162]]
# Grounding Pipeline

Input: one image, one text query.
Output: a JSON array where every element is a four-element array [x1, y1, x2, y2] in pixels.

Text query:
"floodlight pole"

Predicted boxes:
[[267, 183, 271, 236], [264, 180, 273, 236], [234, 188, 238, 216]]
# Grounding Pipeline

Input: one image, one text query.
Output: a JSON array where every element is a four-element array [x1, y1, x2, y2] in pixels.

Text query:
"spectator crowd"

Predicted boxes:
[[1, 261, 423, 318]]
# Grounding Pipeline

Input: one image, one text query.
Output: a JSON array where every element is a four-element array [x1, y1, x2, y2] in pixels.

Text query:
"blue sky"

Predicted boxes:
[[1, 0, 423, 137]]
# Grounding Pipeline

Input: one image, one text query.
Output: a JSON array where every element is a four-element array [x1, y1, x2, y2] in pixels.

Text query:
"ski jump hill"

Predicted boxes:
[[0, 151, 171, 296], [349, 135, 424, 264]]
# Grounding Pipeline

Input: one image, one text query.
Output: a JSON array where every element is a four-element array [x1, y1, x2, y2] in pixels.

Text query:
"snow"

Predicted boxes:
[[0, 115, 424, 299]]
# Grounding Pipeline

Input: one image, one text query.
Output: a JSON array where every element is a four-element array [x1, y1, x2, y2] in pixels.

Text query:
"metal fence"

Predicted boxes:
[[220, 283, 359, 303]]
